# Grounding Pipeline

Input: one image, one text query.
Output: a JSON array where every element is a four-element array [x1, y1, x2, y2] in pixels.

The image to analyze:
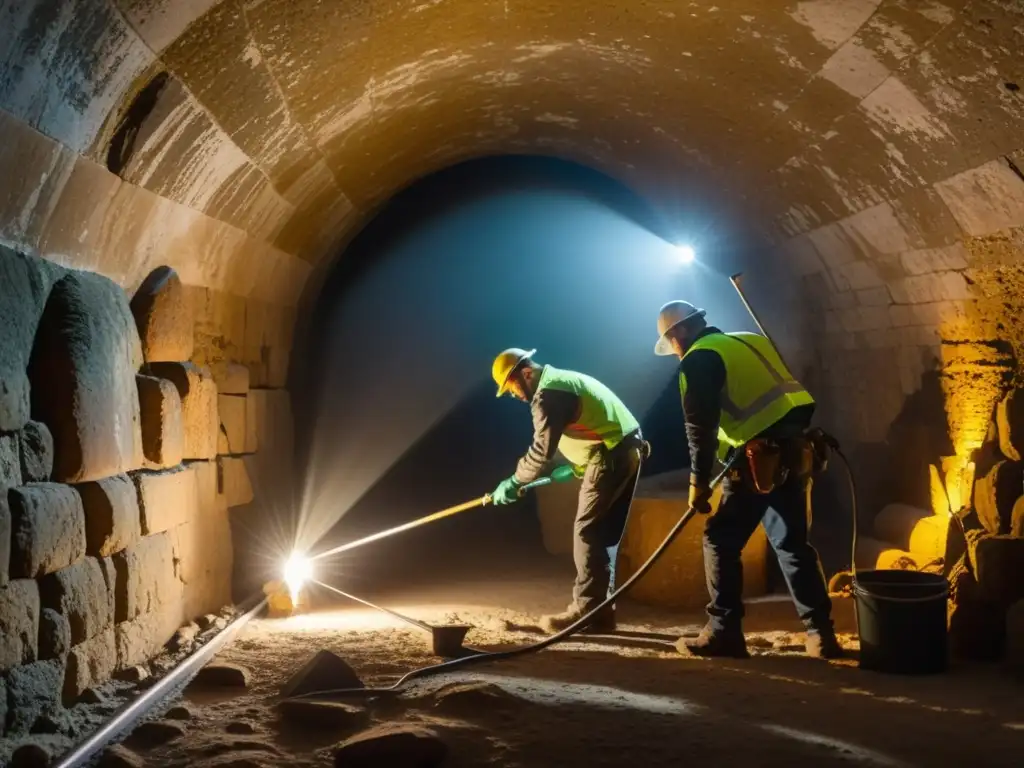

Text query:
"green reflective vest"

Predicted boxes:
[[679, 332, 814, 454], [537, 366, 640, 466]]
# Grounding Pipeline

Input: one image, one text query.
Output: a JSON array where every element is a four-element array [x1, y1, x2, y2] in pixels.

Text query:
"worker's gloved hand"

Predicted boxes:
[[491, 476, 522, 505], [688, 482, 713, 515], [550, 465, 581, 483]]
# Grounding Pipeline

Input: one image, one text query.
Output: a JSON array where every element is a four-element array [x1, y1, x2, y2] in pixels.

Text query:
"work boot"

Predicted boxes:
[[805, 629, 844, 659], [676, 626, 750, 659], [540, 604, 616, 634]]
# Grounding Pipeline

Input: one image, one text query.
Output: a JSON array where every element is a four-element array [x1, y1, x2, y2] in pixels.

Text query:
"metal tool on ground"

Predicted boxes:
[[309, 477, 554, 562], [314, 579, 475, 658]]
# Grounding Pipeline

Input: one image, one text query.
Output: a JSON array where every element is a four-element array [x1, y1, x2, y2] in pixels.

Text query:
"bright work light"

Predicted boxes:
[[283, 552, 313, 600], [675, 244, 696, 265]]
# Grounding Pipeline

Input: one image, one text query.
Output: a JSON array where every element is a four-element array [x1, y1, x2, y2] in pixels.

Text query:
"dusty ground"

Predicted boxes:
[[110, 551, 1024, 768]]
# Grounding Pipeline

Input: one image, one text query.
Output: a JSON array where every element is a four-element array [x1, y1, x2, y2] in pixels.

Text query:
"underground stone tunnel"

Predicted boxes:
[[1, 0, 1024, 764]]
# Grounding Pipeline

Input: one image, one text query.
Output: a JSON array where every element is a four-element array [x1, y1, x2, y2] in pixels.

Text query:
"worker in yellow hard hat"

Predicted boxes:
[[490, 348, 649, 633], [655, 300, 840, 659]]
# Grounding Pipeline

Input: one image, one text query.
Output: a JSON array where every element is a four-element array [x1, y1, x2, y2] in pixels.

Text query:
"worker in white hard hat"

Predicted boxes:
[[490, 348, 649, 633], [654, 301, 841, 659]]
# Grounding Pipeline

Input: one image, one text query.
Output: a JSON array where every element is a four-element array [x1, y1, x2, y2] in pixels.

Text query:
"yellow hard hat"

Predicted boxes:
[[492, 348, 536, 397]]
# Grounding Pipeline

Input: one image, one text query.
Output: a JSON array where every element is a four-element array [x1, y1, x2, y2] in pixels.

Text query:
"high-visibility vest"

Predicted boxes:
[[536, 366, 640, 466], [679, 332, 814, 453]]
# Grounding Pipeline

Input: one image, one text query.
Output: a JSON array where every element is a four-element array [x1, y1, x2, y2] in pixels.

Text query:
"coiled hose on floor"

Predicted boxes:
[[291, 452, 740, 701]]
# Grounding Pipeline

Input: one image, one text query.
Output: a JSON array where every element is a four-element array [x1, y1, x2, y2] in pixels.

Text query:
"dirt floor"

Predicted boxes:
[[107, 550, 1024, 768]]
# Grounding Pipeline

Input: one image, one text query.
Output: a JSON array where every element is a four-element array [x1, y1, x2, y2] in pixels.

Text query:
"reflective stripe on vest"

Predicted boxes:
[[679, 332, 814, 449]]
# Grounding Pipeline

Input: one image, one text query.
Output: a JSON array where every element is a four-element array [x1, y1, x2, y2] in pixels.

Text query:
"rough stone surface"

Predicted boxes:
[[280, 650, 363, 698], [130, 266, 194, 364], [10, 743, 51, 768], [147, 362, 218, 460], [0, 246, 64, 432], [80, 686, 106, 704], [432, 681, 521, 716], [0, 493, 10, 588], [125, 719, 186, 749], [115, 612, 179, 671], [134, 466, 195, 535], [220, 456, 254, 508], [5, 659, 64, 734], [0, 676, 6, 736], [333, 724, 448, 768], [112, 532, 181, 624], [38, 607, 71, 662], [137, 374, 185, 469], [98, 745, 145, 768], [216, 363, 250, 396], [28, 271, 144, 483], [115, 665, 150, 683], [78, 474, 142, 557], [973, 461, 1024, 535], [39, 557, 114, 644], [996, 389, 1024, 462], [1012, 496, 1024, 539], [278, 700, 369, 731], [218, 395, 247, 455], [9, 483, 86, 578], [19, 420, 54, 482], [191, 662, 250, 688], [164, 705, 194, 720], [244, 393, 259, 453], [948, 564, 1006, 662], [970, 535, 1024, 606], [64, 626, 117, 703], [1, 430, 22, 489], [0, 579, 41, 670], [226, 721, 257, 735]]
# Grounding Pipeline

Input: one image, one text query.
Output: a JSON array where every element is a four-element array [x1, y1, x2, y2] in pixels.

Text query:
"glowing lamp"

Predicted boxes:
[[674, 244, 696, 265], [283, 552, 313, 601]]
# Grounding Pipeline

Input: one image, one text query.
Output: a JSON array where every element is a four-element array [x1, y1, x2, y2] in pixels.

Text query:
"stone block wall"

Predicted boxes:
[[0, 245, 296, 736], [775, 155, 1024, 521]]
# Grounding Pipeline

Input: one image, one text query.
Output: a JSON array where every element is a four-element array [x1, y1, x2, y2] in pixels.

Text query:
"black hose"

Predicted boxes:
[[292, 452, 739, 700]]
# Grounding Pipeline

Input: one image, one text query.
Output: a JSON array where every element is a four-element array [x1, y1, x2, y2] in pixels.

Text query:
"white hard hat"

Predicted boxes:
[[654, 300, 706, 356]]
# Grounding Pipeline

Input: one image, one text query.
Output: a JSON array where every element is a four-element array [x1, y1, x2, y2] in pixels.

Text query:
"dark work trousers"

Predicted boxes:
[[572, 435, 644, 611], [703, 463, 832, 634]]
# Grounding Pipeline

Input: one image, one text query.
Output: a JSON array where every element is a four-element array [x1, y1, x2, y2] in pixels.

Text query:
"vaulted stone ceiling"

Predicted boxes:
[[1, 0, 1023, 461]]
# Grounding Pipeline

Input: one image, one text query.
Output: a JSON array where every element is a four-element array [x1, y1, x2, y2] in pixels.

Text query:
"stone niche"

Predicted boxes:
[[0, 247, 293, 736]]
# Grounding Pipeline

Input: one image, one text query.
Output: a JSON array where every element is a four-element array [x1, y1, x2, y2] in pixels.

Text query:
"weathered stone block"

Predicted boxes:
[[64, 626, 117, 704], [0, 246, 65, 432], [137, 375, 184, 469], [28, 271, 144, 483], [214, 363, 250, 395], [0, 579, 40, 670], [221, 456, 254, 508], [900, 244, 968, 276], [39, 557, 114, 645], [171, 466, 232, 619], [948, 566, 1005, 661], [218, 394, 246, 454], [9, 483, 87, 578], [244, 393, 259, 453], [134, 466, 195, 535], [112, 532, 182, 624], [78, 474, 142, 557], [970, 534, 1024, 605], [935, 159, 1024, 237], [1, 430, 22, 490], [996, 389, 1024, 463], [0, 493, 9, 588], [115, 609, 182, 670], [19, 421, 54, 482], [38, 607, 71, 661], [129, 266, 194, 364], [147, 362, 218, 460], [5, 659, 64, 734], [973, 460, 1023, 535]]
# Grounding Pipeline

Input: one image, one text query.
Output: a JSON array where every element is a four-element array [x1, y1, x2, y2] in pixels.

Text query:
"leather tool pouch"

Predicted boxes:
[[745, 439, 786, 494]]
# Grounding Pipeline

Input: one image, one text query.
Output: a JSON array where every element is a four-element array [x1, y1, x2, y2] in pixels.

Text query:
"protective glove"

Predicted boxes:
[[550, 465, 582, 483], [491, 476, 522, 505], [688, 482, 713, 515]]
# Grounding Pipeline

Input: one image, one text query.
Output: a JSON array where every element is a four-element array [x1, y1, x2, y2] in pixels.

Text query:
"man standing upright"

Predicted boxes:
[[490, 348, 647, 633], [654, 301, 840, 659]]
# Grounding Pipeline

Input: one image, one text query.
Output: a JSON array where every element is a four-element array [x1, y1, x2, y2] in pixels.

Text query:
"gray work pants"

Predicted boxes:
[[571, 436, 643, 611]]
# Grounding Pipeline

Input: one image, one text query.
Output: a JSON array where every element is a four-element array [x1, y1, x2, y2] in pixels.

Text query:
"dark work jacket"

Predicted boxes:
[[681, 327, 814, 487]]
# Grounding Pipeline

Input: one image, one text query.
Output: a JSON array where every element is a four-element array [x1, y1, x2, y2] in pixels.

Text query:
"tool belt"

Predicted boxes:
[[740, 429, 830, 495]]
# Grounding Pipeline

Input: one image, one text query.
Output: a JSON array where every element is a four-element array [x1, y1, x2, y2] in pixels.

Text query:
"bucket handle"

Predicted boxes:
[[851, 581, 949, 604]]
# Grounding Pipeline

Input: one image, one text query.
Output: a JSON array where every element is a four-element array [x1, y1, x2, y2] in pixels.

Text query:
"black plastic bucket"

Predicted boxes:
[[853, 569, 949, 675]]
